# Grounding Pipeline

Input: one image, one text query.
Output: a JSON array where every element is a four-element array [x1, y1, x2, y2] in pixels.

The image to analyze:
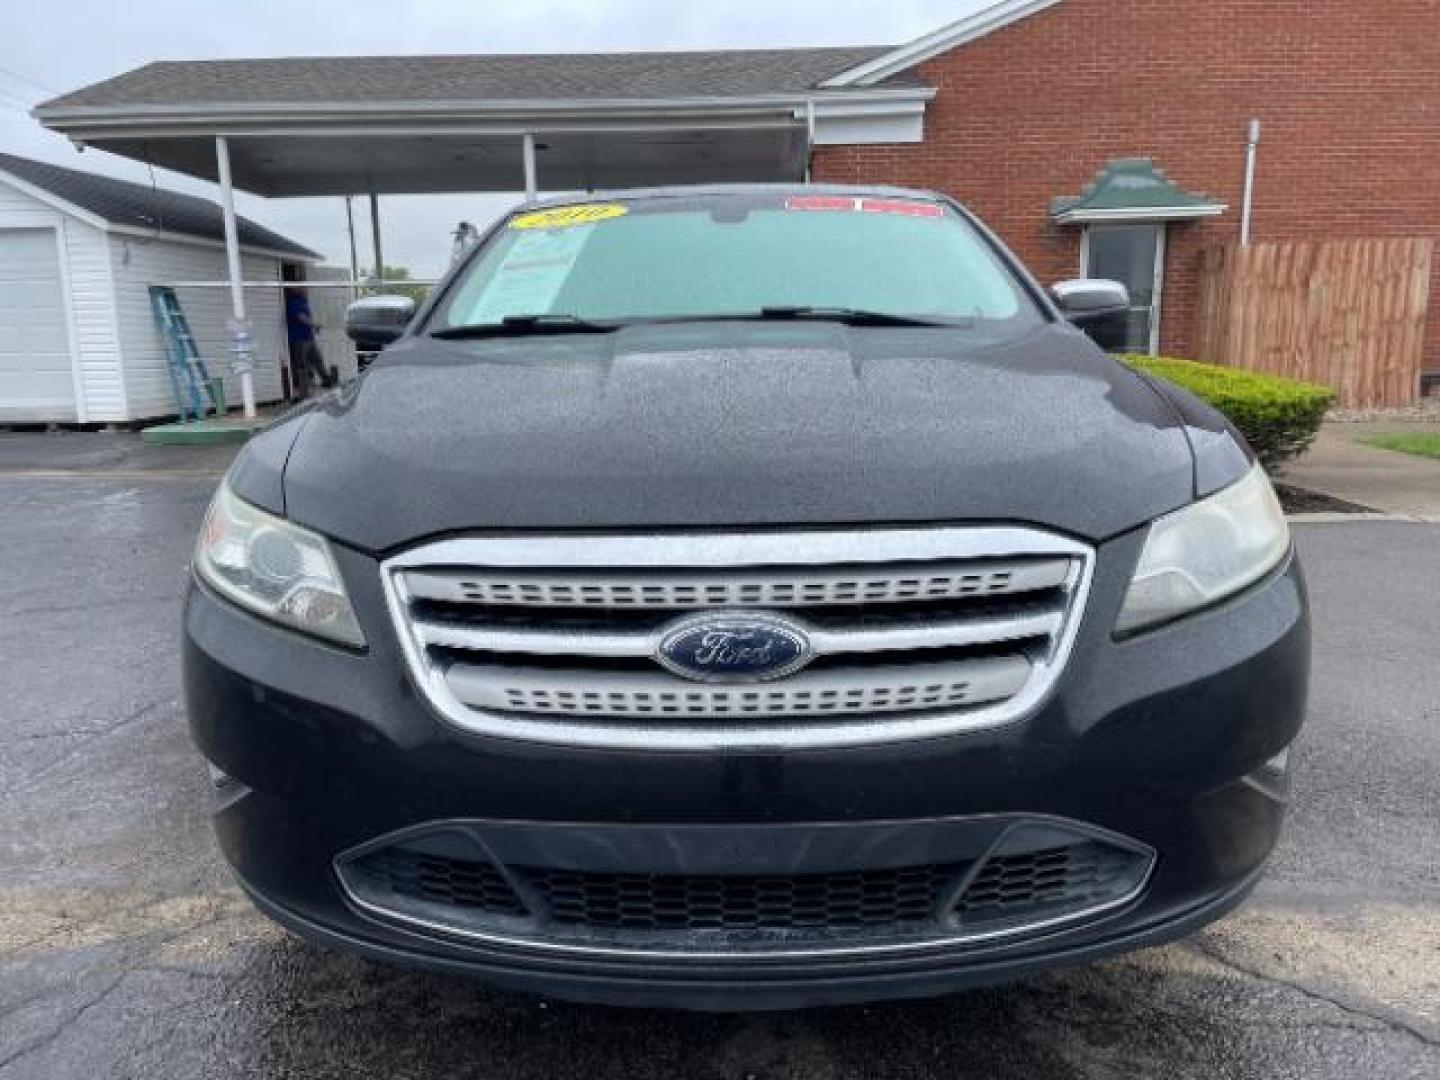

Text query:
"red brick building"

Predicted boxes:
[[812, 0, 1440, 377]]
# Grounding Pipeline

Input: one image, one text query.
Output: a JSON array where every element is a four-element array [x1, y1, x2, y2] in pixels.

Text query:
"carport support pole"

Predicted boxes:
[[522, 133, 538, 204], [345, 195, 360, 291], [215, 135, 256, 419], [369, 193, 384, 285]]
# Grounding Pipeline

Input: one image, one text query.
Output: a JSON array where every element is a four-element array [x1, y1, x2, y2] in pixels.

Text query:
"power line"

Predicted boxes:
[[0, 64, 59, 97], [0, 90, 36, 115], [0, 79, 39, 113]]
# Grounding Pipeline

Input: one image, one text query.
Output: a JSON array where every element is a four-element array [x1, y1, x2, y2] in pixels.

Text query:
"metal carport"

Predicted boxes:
[[33, 47, 934, 416]]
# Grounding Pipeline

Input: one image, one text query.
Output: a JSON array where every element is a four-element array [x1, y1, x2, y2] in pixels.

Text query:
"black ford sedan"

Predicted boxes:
[[184, 186, 1307, 1010]]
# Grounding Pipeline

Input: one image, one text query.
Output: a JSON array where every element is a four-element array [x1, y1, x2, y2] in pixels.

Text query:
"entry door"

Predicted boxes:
[[1083, 224, 1165, 354], [0, 228, 75, 421], [303, 266, 361, 385]]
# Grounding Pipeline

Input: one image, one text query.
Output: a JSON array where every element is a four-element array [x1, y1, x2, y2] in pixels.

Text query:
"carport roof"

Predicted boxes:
[[29, 42, 946, 197], [0, 151, 318, 258], [32, 4, 1072, 197], [39, 48, 922, 110]]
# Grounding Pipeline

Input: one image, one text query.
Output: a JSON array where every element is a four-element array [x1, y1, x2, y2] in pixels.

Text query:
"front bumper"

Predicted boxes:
[[183, 531, 1308, 1010]]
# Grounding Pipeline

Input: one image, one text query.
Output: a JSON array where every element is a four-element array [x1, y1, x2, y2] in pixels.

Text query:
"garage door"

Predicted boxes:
[[0, 228, 75, 422]]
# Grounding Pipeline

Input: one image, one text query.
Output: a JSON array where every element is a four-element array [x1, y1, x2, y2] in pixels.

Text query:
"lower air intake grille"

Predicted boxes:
[[336, 822, 1155, 952], [955, 839, 1149, 929], [517, 863, 965, 931], [346, 844, 527, 918]]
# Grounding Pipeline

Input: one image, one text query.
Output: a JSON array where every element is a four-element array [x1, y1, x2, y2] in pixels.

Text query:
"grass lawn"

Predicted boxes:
[[1361, 432, 1440, 460]]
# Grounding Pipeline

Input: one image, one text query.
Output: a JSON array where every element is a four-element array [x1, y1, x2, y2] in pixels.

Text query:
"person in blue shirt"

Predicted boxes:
[[285, 288, 334, 396]]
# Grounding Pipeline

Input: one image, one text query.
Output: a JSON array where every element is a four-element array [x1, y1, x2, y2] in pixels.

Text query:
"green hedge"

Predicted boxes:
[[1120, 355, 1334, 469]]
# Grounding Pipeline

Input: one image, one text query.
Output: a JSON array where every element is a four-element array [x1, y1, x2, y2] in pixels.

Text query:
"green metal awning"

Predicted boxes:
[[1051, 157, 1226, 224]]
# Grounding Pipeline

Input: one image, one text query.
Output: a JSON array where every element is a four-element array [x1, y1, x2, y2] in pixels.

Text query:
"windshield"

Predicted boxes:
[[429, 193, 1044, 333]]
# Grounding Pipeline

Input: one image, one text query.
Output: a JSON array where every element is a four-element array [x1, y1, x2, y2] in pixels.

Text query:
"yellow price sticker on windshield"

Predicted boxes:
[[510, 204, 628, 230]]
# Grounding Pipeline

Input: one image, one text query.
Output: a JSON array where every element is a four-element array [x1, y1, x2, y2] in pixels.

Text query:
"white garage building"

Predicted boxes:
[[0, 152, 319, 423]]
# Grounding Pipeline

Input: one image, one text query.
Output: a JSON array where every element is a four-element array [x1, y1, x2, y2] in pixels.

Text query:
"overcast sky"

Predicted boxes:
[[0, 0, 985, 277]]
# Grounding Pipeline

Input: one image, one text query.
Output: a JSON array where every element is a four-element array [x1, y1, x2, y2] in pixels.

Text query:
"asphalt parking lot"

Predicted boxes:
[[1, 436, 1436, 1079]]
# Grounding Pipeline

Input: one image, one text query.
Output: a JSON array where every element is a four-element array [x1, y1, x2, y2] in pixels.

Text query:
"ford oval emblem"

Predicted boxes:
[[656, 613, 813, 683]]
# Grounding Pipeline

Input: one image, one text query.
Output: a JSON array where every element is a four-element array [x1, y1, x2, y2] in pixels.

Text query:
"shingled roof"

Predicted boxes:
[[1050, 158, 1227, 224], [39, 48, 922, 111], [0, 152, 318, 258]]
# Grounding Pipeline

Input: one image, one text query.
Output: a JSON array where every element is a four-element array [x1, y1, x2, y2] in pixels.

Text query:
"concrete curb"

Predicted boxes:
[[1287, 512, 1440, 525], [141, 417, 262, 445], [0, 468, 226, 481]]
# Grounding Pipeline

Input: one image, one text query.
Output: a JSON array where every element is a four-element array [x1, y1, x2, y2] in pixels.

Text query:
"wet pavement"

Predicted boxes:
[[0, 441, 1436, 1079]]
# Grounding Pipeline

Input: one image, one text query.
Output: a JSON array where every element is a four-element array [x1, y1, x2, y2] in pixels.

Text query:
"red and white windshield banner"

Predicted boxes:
[[784, 195, 943, 218]]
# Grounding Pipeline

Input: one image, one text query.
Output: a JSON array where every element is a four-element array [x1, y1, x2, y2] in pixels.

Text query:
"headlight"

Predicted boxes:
[[1116, 463, 1289, 635], [194, 482, 365, 647]]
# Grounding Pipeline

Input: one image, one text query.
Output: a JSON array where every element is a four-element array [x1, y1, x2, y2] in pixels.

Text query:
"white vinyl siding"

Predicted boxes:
[[111, 237, 286, 419], [0, 170, 300, 423], [0, 180, 129, 422], [61, 220, 126, 421], [0, 227, 73, 421]]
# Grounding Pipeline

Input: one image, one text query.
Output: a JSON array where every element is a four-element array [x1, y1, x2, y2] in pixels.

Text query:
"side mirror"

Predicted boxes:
[[345, 295, 416, 351], [1050, 279, 1130, 351]]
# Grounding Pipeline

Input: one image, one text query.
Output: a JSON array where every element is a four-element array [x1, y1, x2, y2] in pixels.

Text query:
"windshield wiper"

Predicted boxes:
[[432, 309, 964, 338], [431, 314, 620, 339], [753, 307, 959, 328]]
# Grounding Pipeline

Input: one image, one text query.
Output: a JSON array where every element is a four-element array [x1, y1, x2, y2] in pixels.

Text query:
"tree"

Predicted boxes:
[[363, 264, 430, 304]]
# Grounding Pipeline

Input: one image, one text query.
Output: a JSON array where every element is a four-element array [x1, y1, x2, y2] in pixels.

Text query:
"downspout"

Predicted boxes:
[[804, 99, 817, 183], [1241, 118, 1261, 246]]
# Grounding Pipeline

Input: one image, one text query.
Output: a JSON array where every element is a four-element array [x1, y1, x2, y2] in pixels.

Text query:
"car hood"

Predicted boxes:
[[277, 322, 1203, 551]]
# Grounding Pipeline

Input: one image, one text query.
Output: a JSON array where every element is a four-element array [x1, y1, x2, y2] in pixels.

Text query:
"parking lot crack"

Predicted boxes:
[[0, 900, 239, 1074], [1191, 939, 1438, 1048], [0, 971, 127, 1074], [0, 698, 177, 805]]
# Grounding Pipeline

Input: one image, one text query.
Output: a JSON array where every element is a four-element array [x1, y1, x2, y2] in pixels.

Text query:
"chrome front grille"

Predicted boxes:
[[381, 527, 1093, 750], [450, 658, 1029, 718], [401, 559, 1072, 609]]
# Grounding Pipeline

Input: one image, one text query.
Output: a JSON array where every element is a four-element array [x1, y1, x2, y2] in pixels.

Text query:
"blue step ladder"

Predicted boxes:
[[149, 286, 221, 422]]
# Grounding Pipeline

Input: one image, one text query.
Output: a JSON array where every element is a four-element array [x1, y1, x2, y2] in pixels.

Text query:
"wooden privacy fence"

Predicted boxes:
[[1193, 237, 1434, 408]]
